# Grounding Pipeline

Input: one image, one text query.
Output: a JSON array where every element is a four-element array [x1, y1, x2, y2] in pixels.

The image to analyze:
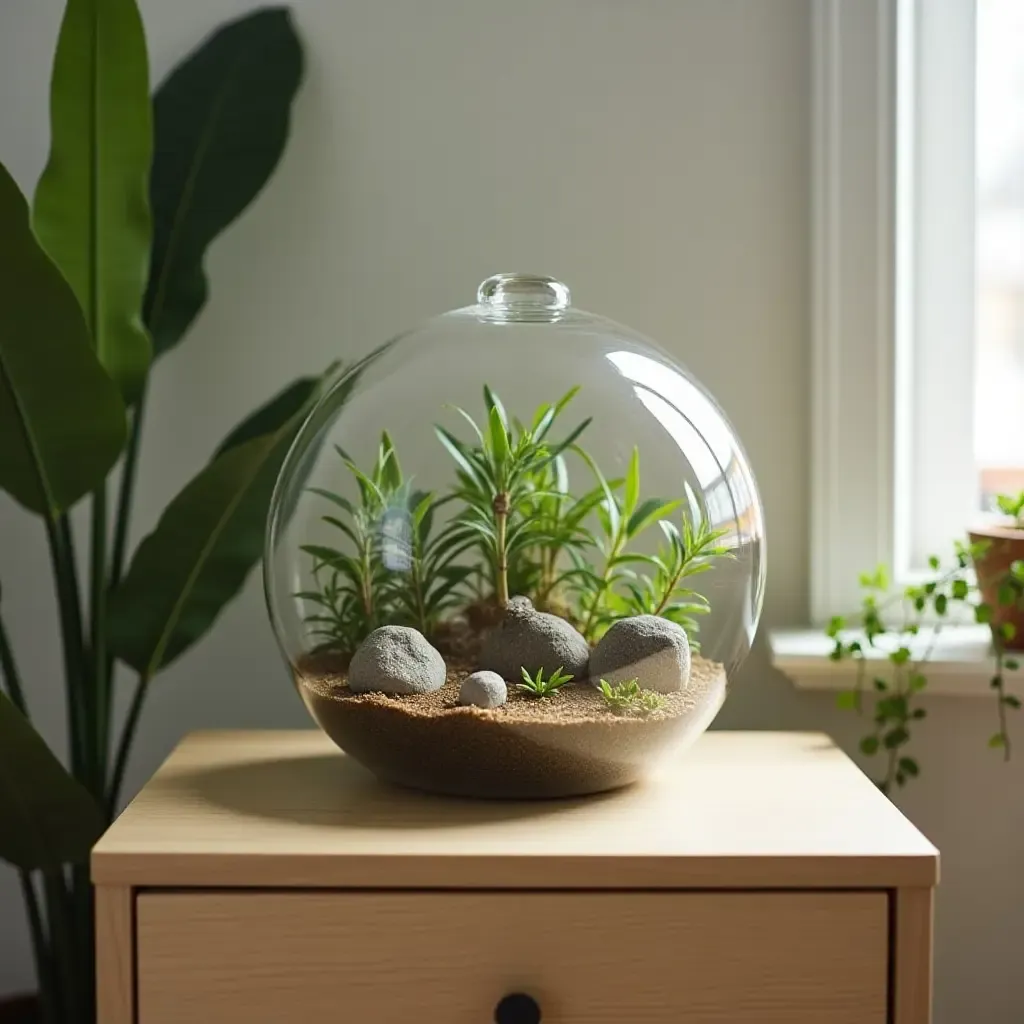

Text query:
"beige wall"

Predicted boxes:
[[0, 2, 1019, 1020]]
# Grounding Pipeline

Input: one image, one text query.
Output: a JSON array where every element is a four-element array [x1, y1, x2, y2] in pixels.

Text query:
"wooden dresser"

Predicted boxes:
[[92, 730, 938, 1023]]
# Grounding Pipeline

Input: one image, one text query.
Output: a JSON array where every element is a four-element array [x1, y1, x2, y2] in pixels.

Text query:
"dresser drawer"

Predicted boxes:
[[137, 890, 888, 1023]]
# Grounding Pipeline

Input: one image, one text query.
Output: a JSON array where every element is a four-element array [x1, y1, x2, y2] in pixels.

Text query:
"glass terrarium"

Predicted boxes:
[[265, 274, 765, 799]]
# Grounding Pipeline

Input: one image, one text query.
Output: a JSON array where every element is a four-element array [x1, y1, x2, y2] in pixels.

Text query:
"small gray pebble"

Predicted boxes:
[[348, 625, 446, 695], [589, 615, 690, 694], [459, 670, 508, 709], [479, 596, 590, 680]]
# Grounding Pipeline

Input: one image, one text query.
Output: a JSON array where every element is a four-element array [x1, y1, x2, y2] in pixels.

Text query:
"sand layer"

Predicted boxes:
[[296, 655, 727, 799]]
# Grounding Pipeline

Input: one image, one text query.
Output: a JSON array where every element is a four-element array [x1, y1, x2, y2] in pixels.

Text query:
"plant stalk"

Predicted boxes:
[[19, 871, 57, 1024], [493, 493, 509, 607], [89, 484, 109, 789], [111, 389, 145, 590], [42, 871, 77, 1023], [107, 671, 150, 816], [44, 514, 90, 790], [0, 608, 28, 715]]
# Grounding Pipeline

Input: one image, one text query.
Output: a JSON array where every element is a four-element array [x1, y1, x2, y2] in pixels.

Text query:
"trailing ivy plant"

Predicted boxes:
[[826, 542, 1023, 793]]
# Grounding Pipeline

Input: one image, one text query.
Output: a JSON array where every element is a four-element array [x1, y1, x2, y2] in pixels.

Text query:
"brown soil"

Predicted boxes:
[[296, 655, 726, 799]]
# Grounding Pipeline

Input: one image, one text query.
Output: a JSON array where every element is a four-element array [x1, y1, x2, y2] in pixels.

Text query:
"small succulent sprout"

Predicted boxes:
[[598, 678, 666, 715], [516, 665, 574, 697]]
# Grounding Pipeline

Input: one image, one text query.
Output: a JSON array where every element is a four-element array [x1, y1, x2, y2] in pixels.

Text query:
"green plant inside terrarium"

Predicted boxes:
[[297, 384, 730, 659]]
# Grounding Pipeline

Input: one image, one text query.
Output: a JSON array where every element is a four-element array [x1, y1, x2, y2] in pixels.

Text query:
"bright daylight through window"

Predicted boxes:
[[976, 0, 1024, 508]]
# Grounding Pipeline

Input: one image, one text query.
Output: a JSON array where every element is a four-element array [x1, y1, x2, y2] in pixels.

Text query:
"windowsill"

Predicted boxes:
[[769, 625, 1021, 696]]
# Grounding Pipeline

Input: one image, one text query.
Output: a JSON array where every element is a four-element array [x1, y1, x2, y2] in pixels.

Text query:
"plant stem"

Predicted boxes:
[[44, 514, 90, 791], [582, 522, 627, 639], [107, 672, 150, 817], [19, 871, 57, 1024], [994, 647, 1012, 761], [110, 390, 145, 590], [0, 608, 28, 715], [90, 484, 109, 790], [42, 871, 77, 1023], [493, 493, 509, 607]]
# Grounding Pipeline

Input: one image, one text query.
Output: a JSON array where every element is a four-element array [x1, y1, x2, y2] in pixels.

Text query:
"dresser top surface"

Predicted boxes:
[[92, 729, 938, 889]]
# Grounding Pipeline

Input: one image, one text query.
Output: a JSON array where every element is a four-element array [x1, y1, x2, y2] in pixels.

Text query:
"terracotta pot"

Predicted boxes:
[[970, 523, 1024, 652], [0, 995, 40, 1024]]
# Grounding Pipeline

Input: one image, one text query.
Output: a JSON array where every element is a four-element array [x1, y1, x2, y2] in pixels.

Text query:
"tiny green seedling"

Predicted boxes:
[[598, 678, 666, 715], [517, 665, 574, 697]]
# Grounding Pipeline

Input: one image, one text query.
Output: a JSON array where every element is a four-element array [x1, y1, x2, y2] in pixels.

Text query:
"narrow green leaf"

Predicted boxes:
[[108, 385, 321, 676], [0, 163, 126, 514], [145, 8, 304, 355], [623, 447, 640, 518], [483, 384, 508, 428], [0, 692, 104, 870], [489, 405, 510, 468], [33, 0, 153, 402], [626, 498, 682, 539]]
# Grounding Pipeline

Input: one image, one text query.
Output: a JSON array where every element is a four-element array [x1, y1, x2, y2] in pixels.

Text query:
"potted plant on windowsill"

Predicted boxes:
[[970, 492, 1024, 653], [823, 492, 1024, 794]]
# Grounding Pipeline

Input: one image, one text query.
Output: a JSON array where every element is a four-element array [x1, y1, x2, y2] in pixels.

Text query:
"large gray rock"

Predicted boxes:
[[348, 625, 446, 695], [458, 670, 508, 709], [479, 596, 590, 680], [589, 615, 691, 694]]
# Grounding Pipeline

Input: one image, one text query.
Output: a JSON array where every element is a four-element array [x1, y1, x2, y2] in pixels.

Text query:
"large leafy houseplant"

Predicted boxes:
[[0, 3, 322, 1020]]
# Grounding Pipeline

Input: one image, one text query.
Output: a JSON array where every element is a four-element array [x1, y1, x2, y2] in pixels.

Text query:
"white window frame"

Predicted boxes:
[[811, 0, 977, 623]]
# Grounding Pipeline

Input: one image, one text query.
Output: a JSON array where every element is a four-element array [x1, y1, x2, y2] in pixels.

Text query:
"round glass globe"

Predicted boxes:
[[265, 274, 765, 798]]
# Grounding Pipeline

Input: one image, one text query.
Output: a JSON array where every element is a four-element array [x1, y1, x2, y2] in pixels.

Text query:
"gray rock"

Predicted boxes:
[[479, 596, 590, 680], [348, 625, 446, 695], [589, 615, 690, 694], [458, 670, 508, 709]]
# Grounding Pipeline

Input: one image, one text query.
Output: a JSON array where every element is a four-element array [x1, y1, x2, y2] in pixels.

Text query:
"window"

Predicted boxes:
[[976, 0, 1024, 507], [810, 0, 1022, 620]]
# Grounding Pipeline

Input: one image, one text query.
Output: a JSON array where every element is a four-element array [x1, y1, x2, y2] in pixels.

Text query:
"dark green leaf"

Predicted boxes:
[[215, 375, 321, 457], [934, 594, 948, 616], [1003, 694, 1022, 709], [998, 583, 1016, 607], [145, 8, 304, 355], [835, 690, 859, 710], [1005, 658, 1020, 671], [883, 727, 909, 749], [860, 736, 880, 756], [108, 381, 323, 676], [1002, 622, 1017, 641], [927, 555, 940, 570], [32, 0, 153, 402], [0, 692, 104, 870], [952, 579, 969, 600], [976, 603, 994, 625], [898, 756, 920, 777], [0, 163, 126, 514]]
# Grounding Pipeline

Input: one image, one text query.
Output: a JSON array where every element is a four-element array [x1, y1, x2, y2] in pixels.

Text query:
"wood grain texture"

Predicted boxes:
[[893, 887, 934, 1024], [92, 730, 938, 889], [137, 891, 888, 1024], [95, 885, 133, 1024]]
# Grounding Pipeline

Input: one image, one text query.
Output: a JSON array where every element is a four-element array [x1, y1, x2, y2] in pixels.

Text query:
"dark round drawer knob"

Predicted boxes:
[[494, 992, 541, 1024]]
